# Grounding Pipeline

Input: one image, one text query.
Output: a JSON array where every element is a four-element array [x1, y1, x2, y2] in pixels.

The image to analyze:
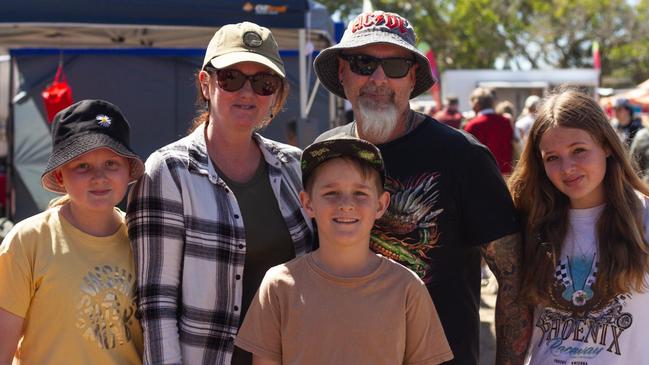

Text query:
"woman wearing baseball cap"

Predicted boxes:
[[126, 22, 314, 365]]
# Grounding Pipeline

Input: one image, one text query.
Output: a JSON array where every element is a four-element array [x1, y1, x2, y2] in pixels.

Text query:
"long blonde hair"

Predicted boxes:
[[508, 88, 649, 305]]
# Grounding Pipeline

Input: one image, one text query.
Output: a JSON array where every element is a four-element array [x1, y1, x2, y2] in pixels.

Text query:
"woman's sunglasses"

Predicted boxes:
[[207, 67, 282, 96], [339, 54, 415, 78]]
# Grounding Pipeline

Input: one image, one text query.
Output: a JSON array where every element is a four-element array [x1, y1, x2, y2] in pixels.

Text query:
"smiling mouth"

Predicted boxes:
[[90, 189, 111, 195], [563, 176, 583, 186], [235, 104, 255, 110], [333, 217, 359, 224]]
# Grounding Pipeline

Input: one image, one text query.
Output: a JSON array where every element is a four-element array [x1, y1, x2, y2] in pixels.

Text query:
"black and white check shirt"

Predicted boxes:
[[126, 125, 314, 365]]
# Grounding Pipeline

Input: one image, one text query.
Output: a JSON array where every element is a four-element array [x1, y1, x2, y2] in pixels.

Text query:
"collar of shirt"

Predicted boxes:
[[478, 108, 495, 115]]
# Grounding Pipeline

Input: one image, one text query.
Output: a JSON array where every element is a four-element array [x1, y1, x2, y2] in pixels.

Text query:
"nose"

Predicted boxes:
[[561, 157, 576, 174], [238, 79, 255, 95], [91, 167, 108, 181], [369, 63, 388, 83], [338, 194, 355, 211]]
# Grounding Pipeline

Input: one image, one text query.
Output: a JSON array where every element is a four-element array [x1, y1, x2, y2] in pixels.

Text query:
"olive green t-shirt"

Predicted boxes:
[[217, 161, 295, 365]]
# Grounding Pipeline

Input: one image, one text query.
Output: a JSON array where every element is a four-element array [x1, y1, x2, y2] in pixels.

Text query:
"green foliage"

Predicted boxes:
[[317, 0, 649, 86]]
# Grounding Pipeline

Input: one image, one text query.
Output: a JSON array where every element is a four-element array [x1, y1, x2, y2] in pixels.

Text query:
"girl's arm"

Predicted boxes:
[[253, 354, 281, 365], [0, 308, 23, 365]]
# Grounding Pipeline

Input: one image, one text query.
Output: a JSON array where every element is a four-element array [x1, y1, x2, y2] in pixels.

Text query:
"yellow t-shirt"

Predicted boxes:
[[0, 207, 143, 365]]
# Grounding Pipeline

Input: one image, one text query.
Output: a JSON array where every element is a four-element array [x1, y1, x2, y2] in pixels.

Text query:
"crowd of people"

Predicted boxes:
[[1, 9, 649, 365]]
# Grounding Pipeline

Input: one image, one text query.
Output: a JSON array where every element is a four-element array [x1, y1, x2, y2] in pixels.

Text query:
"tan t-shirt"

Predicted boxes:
[[0, 207, 143, 365], [235, 253, 453, 365]]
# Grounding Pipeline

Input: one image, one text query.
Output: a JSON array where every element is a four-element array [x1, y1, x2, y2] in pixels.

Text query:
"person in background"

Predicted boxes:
[[0, 99, 144, 365], [495, 100, 516, 123], [464, 87, 515, 175], [630, 120, 649, 183], [127, 22, 314, 365], [611, 97, 643, 147], [515, 95, 540, 147], [433, 96, 463, 129], [508, 89, 649, 364], [312, 10, 529, 365]]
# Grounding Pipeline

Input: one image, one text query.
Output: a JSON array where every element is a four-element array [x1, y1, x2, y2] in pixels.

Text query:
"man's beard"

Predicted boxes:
[[356, 87, 398, 144]]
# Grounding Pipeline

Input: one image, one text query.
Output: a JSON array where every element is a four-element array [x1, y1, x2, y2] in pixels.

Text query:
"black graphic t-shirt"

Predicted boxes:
[[317, 116, 519, 364]]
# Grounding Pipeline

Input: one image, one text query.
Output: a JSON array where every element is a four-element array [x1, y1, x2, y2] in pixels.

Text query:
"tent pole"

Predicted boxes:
[[299, 28, 307, 120], [5, 56, 14, 220]]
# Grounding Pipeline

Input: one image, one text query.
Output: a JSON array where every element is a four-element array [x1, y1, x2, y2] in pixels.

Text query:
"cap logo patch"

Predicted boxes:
[[96, 114, 112, 127], [357, 150, 376, 162], [243, 31, 263, 48], [350, 11, 408, 34]]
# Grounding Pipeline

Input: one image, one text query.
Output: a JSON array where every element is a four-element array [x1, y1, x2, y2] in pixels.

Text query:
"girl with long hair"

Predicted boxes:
[[508, 89, 649, 364]]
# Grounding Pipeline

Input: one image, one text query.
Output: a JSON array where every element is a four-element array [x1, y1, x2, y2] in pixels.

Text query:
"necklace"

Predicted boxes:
[[564, 222, 597, 306]]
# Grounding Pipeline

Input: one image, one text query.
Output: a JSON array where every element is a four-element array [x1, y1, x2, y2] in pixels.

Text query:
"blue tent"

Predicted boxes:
[[0, 0, 337, 221]]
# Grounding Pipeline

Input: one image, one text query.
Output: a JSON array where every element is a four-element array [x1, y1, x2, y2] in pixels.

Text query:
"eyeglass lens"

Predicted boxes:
[[215, 69, 281, 96], [341, 54, 414, 78]]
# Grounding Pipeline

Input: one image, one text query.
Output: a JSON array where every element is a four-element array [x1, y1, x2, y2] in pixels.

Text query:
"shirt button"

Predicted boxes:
[[234, 214, 240, 219], [235, 274, 241, 280], [234, 305, 239, 311], [238, 244, 244, 249]]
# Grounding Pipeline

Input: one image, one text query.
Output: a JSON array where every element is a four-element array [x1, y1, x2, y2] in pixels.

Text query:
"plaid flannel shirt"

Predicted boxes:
[[126, 126, 314, 365]]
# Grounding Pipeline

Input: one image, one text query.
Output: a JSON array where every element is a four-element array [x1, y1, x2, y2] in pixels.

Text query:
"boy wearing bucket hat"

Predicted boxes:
[[0, 99, 144, 365], [313, 10, 529, 365], [235, 136, 453, 364]]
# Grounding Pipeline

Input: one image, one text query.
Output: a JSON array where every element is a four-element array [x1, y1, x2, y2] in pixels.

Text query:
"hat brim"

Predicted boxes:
[[314, 36, 436, 100], [209, 52, 286, 77], [41, 133, 145, 194]]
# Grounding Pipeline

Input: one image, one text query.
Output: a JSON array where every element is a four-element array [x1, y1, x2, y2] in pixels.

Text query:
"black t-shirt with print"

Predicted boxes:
[[316, 116, 519, 365]]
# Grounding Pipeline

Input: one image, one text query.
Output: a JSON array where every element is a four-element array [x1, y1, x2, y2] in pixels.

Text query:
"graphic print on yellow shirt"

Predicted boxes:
[[76, 264, 138, 350]]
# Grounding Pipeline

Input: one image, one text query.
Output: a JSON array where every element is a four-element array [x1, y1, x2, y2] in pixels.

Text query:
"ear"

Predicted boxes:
[[375, 191, 390, 219], [198, 70, 211, 100], [409, 62, 419, 87], [338, 56, 346, 81], [299, 190, 316, 218]]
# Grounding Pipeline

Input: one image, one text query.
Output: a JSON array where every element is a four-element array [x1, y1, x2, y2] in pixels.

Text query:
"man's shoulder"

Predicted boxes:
[[421, 116, 486, 150]]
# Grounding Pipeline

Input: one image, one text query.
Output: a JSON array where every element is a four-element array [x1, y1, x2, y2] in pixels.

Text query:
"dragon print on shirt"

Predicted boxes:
[[370, 172, 443, 281], [534, 253, 633, 362]]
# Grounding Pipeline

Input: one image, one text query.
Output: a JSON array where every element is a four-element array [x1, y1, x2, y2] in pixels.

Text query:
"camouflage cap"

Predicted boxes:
[[301, 135, 385, 187]]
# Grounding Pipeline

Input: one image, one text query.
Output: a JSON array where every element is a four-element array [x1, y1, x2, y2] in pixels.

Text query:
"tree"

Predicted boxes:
[[317, 0, 649, 86]]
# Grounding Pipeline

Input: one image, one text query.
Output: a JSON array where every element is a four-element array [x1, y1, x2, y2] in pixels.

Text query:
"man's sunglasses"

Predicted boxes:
[[206, 67, 282, 96], [339, 54, 415, 78]]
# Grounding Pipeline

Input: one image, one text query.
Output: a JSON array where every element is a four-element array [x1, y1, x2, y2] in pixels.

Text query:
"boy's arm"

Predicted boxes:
[[480, 233, 532, 365], [252, 354, 281, 365], [0, 308, 22, 365]]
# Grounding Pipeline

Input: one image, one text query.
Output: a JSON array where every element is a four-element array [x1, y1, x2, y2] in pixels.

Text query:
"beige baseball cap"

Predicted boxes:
[[202, 22, 285, 77]]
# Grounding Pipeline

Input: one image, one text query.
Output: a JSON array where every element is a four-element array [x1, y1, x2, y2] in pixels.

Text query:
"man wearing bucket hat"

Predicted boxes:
[[127, 22, 314, 365], [313, 10, 529, 365]]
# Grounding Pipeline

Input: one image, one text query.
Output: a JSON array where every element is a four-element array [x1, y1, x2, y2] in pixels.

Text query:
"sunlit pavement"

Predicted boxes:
[[479, 275, 498, 365]]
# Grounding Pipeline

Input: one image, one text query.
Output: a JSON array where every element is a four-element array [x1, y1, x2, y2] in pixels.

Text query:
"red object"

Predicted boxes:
[[426, 49, 442, 110], [593, 41, 601, 70], [464, 113, 514, 174], [42, 64, 73, 123]]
